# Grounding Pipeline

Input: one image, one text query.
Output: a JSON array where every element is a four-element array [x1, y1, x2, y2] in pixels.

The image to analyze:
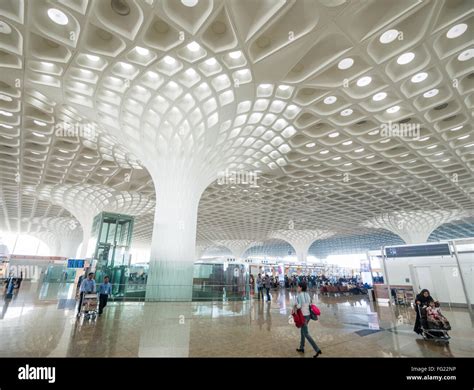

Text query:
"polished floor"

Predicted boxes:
[[1, 282, 473, 357]]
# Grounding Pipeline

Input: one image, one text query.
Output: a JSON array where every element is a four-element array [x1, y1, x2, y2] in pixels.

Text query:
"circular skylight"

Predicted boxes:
[[187, 41, 200, 52], [397, 52, 415, 65], [340, 108, 353, 116], [423, 89, 439, 98], [457, 48, 474, 62], [324, 96, 337, 104], [372, 92, 387, 101], [86, 54, 100, 62], [181, 0, 199, 6], [136, 47, 150, 56], [48, 8, 69, 25], [411, 72, 428, 83], [229, 51, 242, 59], [338, 58, 354, 70], [446, 23, 467, 39], [379, 29, 399, 44], [356, 76, 372, 87], [386, 105, 400, 113]]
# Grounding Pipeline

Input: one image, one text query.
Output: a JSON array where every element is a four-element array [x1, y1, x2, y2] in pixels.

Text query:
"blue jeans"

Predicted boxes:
[[300, 315, 320, 352], [257, 287, 264, 300], [265, 288, 271, 301]]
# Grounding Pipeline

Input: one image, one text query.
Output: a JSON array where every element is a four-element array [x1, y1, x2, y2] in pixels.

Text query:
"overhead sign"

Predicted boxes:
[[385, 243, 451, 258], [67, 259, 85, 268]]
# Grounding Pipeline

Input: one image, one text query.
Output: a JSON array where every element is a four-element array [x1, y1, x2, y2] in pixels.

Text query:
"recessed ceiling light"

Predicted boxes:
[[48, 8, 69, 25], [86, 54, 100, 62], [423, 88, 439, 98], [356, 76, 372, 87], [379, 29, 399, 44], [328, 132, 339, 138], [442, 158, 450, 162], [332, 156, 341, 160], [136, 46, 149, 56], [0, 123, 12, 129], [338, 58, 354, 70], [342, 140, 352, 145], [187, 41, 200, 52], [411, 72, 428, 83], [278, 85, 289, 91], [464, 143, 474, 148], [427, 145, 437, 149], [229, 51, 242, 59], [0, 93, 12, 102], [450, 125, 463, 131], [400, 153, 409, 157], [101, 167, 110, 171], [355, 148, 364, 152], [368, 130, 379, 135], [344, 163, 352, 166], [380, 139, 391, 143], [457, 48, 474, 62], [366, 155, 375, 159], [121, 62, 133, 70], [306, 142, 316, 148], [31, 151, 41, 155], [164, 56, 176, 65], [341, 108, 353, 116], [320, 150, 329, 154], [84, 155, 94, 159], [372, 92, 387, 101], [0, 110, 13, 116], [0, 21, 12, 34], [434, 152, 444, 156], [324, 96, 337, 105], [32, 132, 45, 137], [446, 23, 467, 39], [386, 105, 400, 113], [418, 136, 430, 142], [458, 134, 470, 140], [181, 0, 199, 6], [34, 120, 47, 126], [397, 52, 415, 65]]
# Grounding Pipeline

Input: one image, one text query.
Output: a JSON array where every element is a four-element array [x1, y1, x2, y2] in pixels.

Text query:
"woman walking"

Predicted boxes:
[[295, 282, 322, 357]]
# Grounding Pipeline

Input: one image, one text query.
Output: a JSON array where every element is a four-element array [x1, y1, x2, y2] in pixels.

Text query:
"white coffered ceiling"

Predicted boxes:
[[0, 0, 473, 256]]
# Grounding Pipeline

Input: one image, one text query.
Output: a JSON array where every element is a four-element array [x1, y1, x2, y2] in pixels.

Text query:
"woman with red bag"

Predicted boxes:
[[294, 282, 322, 358]]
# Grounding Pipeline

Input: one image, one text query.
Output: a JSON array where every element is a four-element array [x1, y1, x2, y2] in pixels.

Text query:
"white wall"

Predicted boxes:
[[384, 252, 473, 306]]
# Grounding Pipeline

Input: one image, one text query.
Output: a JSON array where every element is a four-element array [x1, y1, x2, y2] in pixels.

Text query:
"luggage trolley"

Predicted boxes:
[[80, 293, 98, 321], [416, 304, 450, 344]]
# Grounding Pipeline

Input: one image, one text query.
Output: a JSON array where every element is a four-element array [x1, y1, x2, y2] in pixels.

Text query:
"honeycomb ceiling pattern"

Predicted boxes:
[[0, 0, 473, 258]]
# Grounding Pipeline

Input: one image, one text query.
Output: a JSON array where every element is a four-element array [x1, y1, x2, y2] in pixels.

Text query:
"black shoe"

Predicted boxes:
[[296, 348, 304, 353], [314, 350, 322, 358]]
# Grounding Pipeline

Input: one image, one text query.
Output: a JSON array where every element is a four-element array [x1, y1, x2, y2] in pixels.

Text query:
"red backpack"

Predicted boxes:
[[292, 308, 305, 328]]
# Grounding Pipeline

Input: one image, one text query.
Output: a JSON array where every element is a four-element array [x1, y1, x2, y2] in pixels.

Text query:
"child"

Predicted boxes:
[[426, 300, 450, 330]]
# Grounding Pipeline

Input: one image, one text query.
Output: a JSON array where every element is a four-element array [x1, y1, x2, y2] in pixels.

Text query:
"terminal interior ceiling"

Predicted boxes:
[[0, 1, 473, 291]]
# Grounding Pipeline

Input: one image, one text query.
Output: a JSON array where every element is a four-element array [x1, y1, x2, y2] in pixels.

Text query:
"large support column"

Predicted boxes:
[[363, 210, 467, 244], [146, 169, 207, 301], [269, 230, 334, 263], [216, 240, 261, 261], [60, 236, 82, 259]]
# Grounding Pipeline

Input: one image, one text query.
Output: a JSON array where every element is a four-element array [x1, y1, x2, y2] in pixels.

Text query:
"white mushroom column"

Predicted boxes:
[[269, 230, 334, 263], [216, 240, 261, 260], [34, 217, 83, 258], [25, 184, 155, 258], [363, 210, 467, 244]]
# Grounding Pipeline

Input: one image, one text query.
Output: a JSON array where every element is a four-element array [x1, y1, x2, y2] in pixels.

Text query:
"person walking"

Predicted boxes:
[[77, 272, 96, 317], [294, 282, 322, 358], [263, 274, 271, 302], [256, 273, 264, 300], [98, 275, 112, 316]]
